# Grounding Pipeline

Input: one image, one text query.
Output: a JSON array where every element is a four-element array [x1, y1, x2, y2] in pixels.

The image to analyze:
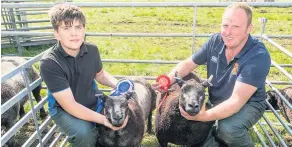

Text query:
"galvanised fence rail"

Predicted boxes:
[[1, 2, 292, 147], [1, 1, 292, 55]]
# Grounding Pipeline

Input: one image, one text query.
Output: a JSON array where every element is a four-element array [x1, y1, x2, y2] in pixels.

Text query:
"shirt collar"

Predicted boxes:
[[56, 42, 70, 57], [78, 43, 88, 57], [234, 35, 254, 59], [214, 37, 225, 54], [216, 34, 254, 58], [56, 42, 88, 57]]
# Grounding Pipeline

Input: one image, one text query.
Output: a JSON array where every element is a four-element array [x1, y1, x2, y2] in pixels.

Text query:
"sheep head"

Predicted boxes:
[[103, 92, 132, 127], [179, 75, 213, 116], [266, 90, 279, 110]]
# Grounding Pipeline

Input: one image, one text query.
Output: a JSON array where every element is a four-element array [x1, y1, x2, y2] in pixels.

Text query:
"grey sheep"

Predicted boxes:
[[96, 78, 157, 147], [155, 72, 214, 147], [1, 57, 47, 146]]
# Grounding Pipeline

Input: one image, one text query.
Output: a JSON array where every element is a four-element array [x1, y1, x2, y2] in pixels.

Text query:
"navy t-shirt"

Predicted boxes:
[[192, 33, 271, 105]]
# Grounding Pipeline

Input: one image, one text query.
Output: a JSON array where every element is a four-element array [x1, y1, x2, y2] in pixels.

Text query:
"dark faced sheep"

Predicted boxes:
[[1, 57, 47, 146], [155, 72, 214, 147], [267, 86, 292, 124], [95, 78, 156, 147]]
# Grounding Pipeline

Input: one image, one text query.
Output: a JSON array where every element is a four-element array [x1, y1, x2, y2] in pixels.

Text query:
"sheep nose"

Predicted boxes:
[[188, 103, 199, 109], [113, 113, 123, 121]]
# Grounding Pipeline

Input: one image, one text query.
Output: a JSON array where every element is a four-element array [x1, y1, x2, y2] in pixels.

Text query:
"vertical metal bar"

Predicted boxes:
[[1, 9, 9, 31], [16, 8, 22, 28], [6, 8, 12, 30], [191, 6, 197, 54], [20, 9, 30, 45], [1, 8, 13, 45], [9, 8, 23, 55], [259, 17, 267, 41], [3, 8, 14, 44], [21, 67, 44, 147]]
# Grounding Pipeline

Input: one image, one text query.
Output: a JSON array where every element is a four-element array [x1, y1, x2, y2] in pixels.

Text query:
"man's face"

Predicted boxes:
[[221, 8, 252, 50], [54, 19, 85, 51]]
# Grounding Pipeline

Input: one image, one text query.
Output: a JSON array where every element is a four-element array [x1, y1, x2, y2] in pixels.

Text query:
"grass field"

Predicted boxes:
[[1, 0, 292, 147]]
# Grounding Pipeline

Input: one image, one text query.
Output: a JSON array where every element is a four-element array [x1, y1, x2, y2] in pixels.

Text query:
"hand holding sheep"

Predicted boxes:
[[103, 115, 129, 131], [179, 104, 208, 122]]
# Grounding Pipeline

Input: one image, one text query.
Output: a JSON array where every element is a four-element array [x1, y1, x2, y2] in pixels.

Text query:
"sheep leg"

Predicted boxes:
[[19, 105, 25, 118], [147, 111, 152, 134], [5, 138, 15, 147], [32, 84, 47, 119], [157, 139, 168, 147]]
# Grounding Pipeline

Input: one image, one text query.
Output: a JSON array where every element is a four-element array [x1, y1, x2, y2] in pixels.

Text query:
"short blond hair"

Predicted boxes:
[[225, 2, 252, 26]]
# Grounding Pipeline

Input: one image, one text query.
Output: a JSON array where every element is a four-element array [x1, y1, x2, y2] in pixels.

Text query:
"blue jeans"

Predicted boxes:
[[203, 100, 267, 147], [52, 107, 97, 147]]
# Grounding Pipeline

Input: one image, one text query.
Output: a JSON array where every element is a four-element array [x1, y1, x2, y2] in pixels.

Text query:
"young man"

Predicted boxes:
[[153, 2, 270, 147], [40, 4, 128, 147]]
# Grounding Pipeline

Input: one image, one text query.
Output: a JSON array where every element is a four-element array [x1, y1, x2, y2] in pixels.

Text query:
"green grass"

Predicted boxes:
[[1, 0, 292, 146]]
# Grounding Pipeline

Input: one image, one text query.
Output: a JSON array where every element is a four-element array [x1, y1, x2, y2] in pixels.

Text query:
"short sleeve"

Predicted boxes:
[[237, 51, 271, 88], [40, 59, 69, 93], [96, 47, 103, 73], [191, 35, 215, 65]]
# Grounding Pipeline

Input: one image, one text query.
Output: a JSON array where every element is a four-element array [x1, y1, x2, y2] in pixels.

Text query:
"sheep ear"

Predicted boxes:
[[266, 90, 277, 102], [125, 91, 134, 100], [101, 94, 108, 101], [202, 75, 213, 88], [174, 71, 185, 87]]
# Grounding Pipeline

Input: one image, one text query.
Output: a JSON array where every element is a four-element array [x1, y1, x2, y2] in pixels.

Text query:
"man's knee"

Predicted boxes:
[[216, 122, 252, 146], [217, 122, 244, 140], [68, 123, 97, 147]]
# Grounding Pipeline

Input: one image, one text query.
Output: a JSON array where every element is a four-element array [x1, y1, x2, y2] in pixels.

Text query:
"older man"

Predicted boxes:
[[153, 2, 270, 147]]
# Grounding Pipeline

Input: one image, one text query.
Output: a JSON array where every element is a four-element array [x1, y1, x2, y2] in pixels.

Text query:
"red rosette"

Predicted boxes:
[[156, 75, 170, 91]]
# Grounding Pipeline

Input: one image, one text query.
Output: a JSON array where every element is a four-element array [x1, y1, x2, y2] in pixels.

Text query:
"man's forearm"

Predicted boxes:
[[204, 98, 243, 121], [168, 58, 198, 84], [95, 69, 118, 88], [204, 82, 256, 121], [65, 102, 106, 125]]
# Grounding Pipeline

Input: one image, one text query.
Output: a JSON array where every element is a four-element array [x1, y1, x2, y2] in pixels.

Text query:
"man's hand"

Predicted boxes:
[[103, 116, 129, 131], [151, 82, 162, 92], [179, 105, 207, 122]]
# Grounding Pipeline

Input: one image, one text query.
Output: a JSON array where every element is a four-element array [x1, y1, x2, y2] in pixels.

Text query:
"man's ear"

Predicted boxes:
[[202, 75, 213, 88], [247, 23, 253, 34], [53, 30, 60, 41]]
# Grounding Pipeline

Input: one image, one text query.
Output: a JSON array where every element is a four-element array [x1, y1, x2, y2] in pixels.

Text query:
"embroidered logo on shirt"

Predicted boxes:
[[232, 62, 239, 75], [211, 56, 218, 63]]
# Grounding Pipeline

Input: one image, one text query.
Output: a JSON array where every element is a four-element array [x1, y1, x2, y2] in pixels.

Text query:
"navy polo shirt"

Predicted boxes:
[[40, 42, 102, 116], [192, 33, 271, 105]]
